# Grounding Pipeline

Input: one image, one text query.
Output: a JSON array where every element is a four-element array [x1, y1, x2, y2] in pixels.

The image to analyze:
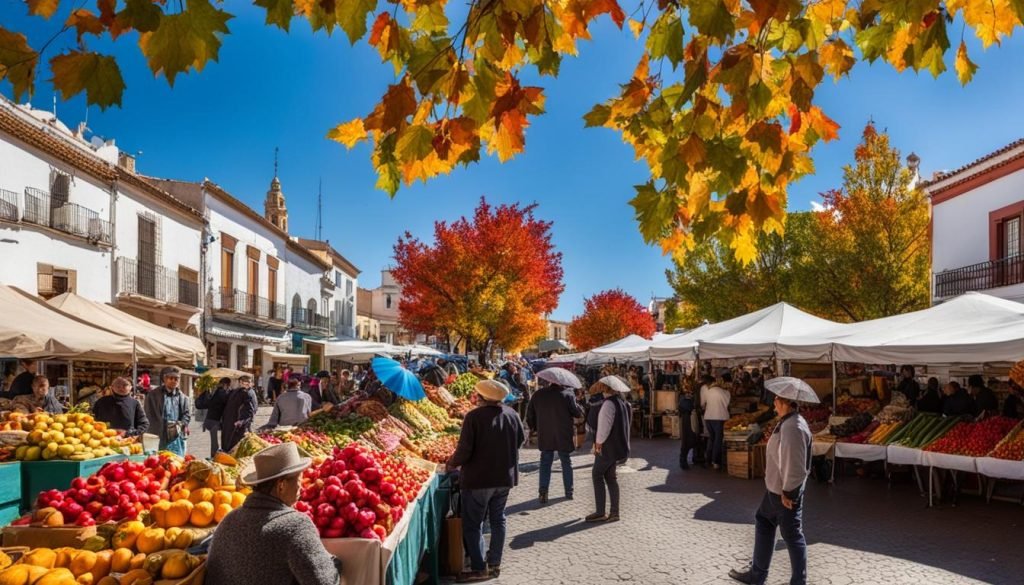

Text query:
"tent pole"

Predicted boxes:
[[830, 348, 837, 413]]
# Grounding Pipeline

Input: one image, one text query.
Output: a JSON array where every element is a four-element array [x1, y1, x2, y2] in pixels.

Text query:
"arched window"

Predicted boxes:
[[307, 299, 317, 326], [291, 294, 301, 324], [385, 294, 392, 309]]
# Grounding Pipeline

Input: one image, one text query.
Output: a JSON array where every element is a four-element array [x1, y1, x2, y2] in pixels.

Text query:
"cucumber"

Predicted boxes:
[[886, 415, 919, 444], [913, 417, 945, 447], [923, 418, 960, 447], [892, 414, 929, 445]]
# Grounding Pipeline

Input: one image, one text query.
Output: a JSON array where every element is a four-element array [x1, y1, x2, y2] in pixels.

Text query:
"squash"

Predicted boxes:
[[29, 568, 76, 585], [213, 503, 232, 524], [213, 452, 237, 466], [89, 550, 112, 581], [135, 528, 166, 555], [68, 550, 96, 577], [166, 501, 192, 528], [20, 548, 56, 569], [0, 564, 47, 585], [118, 569, 153, 585], [112, 521, 145, 550], [109, 550, 133, 574]]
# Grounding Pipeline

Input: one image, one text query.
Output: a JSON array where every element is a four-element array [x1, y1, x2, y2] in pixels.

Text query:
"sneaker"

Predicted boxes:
[[727, 569, 756, 584], [565, 491, 574, 500], [456, 570, 493, 583], [487, 565, 501, 578], [605, 513, 620, 523], [584, 512, 608, 523]]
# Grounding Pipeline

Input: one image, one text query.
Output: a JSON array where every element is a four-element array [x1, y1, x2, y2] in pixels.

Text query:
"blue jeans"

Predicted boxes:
[[461, 488, 510, 572], [538, 450, 573, 495], [752, 491, 807, 585], [705, 420, 725, 466]]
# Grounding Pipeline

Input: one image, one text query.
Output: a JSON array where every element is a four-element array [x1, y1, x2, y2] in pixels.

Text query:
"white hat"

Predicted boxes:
[[241, 442, 312, 485], [475, 379, 509, 402]]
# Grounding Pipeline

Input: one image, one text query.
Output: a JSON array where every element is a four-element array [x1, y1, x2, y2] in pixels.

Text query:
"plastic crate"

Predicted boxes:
[[0, 462, 21, 506], [0, 502, 20, 527], [20, 455, 127, 511]]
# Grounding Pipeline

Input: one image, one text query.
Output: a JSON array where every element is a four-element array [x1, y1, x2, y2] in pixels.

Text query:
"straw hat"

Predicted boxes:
[[475, 379, 509, 402], [241, 442, 311, 486]]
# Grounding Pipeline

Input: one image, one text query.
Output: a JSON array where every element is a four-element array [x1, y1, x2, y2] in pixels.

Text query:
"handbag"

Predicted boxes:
[[442, 476, 464, 576]]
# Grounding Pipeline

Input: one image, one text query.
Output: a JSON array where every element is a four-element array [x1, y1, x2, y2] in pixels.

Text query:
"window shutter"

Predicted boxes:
[[68, 269, 77, 294]]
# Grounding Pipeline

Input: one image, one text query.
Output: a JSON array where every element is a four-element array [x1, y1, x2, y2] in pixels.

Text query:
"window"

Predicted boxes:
[[1004, 217, 1021, 259], [37, 263, 75, 299], [178, 267, 199, 307], [385, 294, 392, 309], [221, 248, 234, 290], [268, 267, 278, 303], [50, 171, 70, 206], [236, 345, 248, 368], [335, 271, 343, 287]]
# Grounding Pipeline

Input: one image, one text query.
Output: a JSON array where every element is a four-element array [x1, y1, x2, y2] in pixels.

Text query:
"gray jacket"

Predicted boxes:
[[142, 386, 191, 444], [206, 492, 341, 585], [764, 412, 812, 499]]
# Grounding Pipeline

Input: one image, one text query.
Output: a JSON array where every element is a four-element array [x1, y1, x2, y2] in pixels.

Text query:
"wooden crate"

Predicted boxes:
[[727, 445, 766, 479]]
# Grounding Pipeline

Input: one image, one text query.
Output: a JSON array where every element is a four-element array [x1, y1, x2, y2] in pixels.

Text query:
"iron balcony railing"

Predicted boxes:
[[214, 287, 286, 323], [291, 307, 332, 334], [22, 187, 111, 244], [0, 189, 18, 222], [935, 255, 1024, 298], [117, 257, 200, 308]]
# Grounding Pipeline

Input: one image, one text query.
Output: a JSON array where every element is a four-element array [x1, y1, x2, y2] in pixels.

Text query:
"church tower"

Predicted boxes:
[[265, 148, 288, 232]]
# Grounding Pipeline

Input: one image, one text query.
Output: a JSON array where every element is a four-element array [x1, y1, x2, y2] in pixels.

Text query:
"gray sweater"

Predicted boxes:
[[206, 492, 340, 585], [764, 412, 812, 500]]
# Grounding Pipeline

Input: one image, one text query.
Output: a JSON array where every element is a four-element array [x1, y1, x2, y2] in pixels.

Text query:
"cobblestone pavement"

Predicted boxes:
[[186, 415, 1023, 584], [184, 405, 274, 459]]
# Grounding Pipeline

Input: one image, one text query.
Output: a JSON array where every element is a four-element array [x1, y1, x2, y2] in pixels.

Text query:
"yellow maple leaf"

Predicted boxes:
[[955, 0, 1016, 48], [628, 18, 643, 39], [955, 40, 979, 84], [326, 119, 367, 148]]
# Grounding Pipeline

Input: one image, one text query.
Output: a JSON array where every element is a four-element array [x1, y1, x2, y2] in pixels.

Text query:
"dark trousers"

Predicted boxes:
[[539, 450, 573, 495], [679, 413, 695, 467], [461, 488, 510, 572], [752, 491, 807, 585], [705, 420, 726, 466], [592, 453, 619, 515], [203, 420, 221, 457]]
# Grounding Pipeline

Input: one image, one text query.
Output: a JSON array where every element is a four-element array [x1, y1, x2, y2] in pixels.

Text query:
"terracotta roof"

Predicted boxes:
[[295, 237, 361, 276], [921, 138, 1024, 193], [0, 97, 202, 222]]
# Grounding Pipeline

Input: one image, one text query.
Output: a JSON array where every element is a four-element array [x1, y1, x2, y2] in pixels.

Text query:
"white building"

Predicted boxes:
[[297, 238, 360, 339], [370, 269, 412, 345], [0, 97, 204, 333], [924, 140, 1024, 304]]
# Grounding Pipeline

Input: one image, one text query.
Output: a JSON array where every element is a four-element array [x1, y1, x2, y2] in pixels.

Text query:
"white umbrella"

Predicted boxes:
[[536, 367, 582, 389], [598, 375, 632, 394], [764, 377, 821, 404]]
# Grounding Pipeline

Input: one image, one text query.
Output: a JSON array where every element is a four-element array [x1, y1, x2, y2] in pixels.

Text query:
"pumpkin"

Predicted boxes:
[[166, 501, 193, 528], [0, 564, 48, 585], [89, 550, 112, 580], [129, 554, 147, 571], [111, 521, 145, 550], [230, 491, 246, 508], [188, 488, 214, 504], [149, 501, 171, 528], [53, 549, 77, 570], [189, 502, 215, 528], [211, 490, 233, 508], [213, 503, 232, 523], [109, 550, 133, 574], [136, 528, 166, 555]]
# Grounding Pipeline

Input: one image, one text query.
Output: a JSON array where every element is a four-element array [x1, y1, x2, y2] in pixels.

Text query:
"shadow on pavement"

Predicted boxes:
[[508, 518, 605, 550]]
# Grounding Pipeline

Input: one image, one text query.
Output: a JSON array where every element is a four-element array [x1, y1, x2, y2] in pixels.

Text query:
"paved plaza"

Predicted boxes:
[[187, 410, 1024, 585]]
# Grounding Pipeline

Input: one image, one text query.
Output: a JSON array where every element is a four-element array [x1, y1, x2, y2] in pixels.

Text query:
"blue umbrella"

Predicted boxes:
[[371, 356, 426, 400]]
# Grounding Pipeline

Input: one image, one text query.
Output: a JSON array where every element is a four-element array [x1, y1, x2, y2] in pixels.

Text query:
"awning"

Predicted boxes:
[[48, 292, 205, 366], [262, 349, 310, 366], [0, 284, 135, 361], [538, 339, 571, 353], [321, 340, 397, 361], [206, 323, 291, 345]]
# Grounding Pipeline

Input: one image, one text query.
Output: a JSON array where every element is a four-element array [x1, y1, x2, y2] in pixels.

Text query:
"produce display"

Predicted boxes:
[[7, 412, 124, 461], [389, 401, 434, 435], [414, 435, 459, 464], [843, 420, 880, 444], [924, 416, 1018, 457], [989, 422, 1024, 460], [830, 412, 873, 438], [802, 406, 831, 424], [0, 542, 204, 583], [294, 443, 431, 540], [875, 393, 914, 424], [727, 407, 771, 431], [866, 421, 903, 445], [834, 396, 879, 417], [448, 373, 482, 398], [884, 413, 960, 448], [259, 428, 337, 457], [300, 412, 375, 445]]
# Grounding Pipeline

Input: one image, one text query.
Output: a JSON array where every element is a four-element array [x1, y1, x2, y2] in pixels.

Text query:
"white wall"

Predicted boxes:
[[932, 168, 1024, 273], [0, 133, 113, 301], [205, 195, 285, 302], [283, 244, 324, 315], [115, 182, 202, 273]]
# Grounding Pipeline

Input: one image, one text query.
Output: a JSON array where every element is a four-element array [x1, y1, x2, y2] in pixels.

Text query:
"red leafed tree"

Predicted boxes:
[[568, 289, 656, 351], [392, 197, 564, 359]]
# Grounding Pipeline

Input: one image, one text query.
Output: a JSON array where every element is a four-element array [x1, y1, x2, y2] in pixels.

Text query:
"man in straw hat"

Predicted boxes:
[[585, 376, 631, 524], [446, 379, 525, 583], [729, 383, 812, 585], [207, 442, 341, 585]]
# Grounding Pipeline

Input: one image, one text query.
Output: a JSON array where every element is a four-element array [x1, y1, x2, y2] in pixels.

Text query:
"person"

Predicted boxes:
[[222, 375, 259, 452], [92, 377, 148, 436], [267, 379, 312, 428], [678, 383, 697, 470], [206, 442, 342, 585], [338, 370, 355, 396], [13, 375, 64, 414], [585, 383, 605, 443], [702, 373, 731, 470], [916, 377, 943, 414], [941, 381, 974, 417], [196, 378, 231, 458], [316, 371, 341, 406], [5, 359, 38, 398], [968, 374, 998, 416], [266, 369, 283, 404], [894, 365, 920, 406], [1003, 380, 1024, 419], [143, 367, 191, 456], [526, 378, 583, 503], [586, 377, 631, 524], [729, 387, 812, 585], [446, 380, 525, 583]]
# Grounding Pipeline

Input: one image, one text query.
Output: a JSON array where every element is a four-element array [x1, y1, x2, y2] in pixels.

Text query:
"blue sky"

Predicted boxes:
[[3, 5, 1024, 321]]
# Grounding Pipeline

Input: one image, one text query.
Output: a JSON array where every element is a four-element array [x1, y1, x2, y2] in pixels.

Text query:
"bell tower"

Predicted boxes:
[[265, 147, 288, 232]]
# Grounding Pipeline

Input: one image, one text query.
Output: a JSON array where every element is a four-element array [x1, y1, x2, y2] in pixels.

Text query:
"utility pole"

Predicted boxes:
[[315, 178, 323, 240]]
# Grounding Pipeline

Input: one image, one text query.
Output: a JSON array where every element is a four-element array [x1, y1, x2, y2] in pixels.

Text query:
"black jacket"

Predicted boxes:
[[916, 388, 942, 414], [222, 388, 258, 452], [197, 388, 229, 430], [896, 378, 921, 406], [586, 395, 604, 434], [600, 395, 631, 462], [448, 403, 525, 490], [942, 388, 975, 417], [1003, 394, 1023, 419], [93, 394, 149, 436], [526, 386, 583, 453], [6, 371, 34, 398], [974, 387, 999, 415]]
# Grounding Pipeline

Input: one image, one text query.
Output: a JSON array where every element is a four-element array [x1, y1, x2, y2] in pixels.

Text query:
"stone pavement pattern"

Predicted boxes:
[[186, 411, 1024, 585]]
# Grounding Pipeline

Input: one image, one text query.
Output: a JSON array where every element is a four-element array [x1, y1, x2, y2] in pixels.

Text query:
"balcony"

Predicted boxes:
[[0, 189, 17, 222], [290, 307, 333, 335], [213, 287, 286, 324], [116, 257, 200, 310], [22, 187, 111, 245], [935, 255, 1024, 298]]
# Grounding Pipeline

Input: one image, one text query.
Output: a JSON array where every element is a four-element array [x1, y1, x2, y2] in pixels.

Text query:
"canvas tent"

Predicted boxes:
[[262, 349, 310, 367], [48, 292, 205, 366], [587, 334, 654, 363], [320, 340, 397, 362], [0, 284, 134, 361]]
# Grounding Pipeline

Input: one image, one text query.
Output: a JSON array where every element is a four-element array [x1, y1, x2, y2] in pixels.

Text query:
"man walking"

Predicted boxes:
[[729, 382, 813, 585], [678, 383, 697, 470], [222, 374, 259, 453], [196, 377, 230, 458], [701, 373, 731, 470], [143, 367, 191, 456], [446, 380, 525, 583], [526, 379, 583, 503], [586, 376, 631, 523]]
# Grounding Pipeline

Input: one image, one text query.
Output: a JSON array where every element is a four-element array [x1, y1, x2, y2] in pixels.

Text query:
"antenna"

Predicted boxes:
[[316, 178, 323, 240]]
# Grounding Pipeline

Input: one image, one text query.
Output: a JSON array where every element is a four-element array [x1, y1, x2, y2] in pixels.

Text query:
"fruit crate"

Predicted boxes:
[[19, 454, 126, 511], [0, 502, 20, 527], [0, 462, 21, 509], [727, 444, 766, 479]]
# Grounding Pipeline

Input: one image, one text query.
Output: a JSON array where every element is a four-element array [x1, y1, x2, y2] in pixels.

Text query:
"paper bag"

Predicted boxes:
[[442, 516, 463, 576]]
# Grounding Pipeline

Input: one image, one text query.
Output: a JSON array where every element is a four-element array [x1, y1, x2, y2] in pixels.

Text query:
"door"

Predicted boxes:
[[247, 257, 259, 315], [138, 216, 157, 298]]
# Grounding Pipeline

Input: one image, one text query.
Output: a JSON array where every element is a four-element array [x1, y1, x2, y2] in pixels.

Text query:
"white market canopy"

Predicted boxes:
[[586, 334, 652, 363], [48, 292, 205, 366], [778, 293, 1024, 365], [0, 284, 135, 361], [262, 349, 310, 367], [319, 340, 397, 362]]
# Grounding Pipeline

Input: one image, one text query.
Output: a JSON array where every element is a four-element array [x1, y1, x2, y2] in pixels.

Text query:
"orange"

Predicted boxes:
[[110, 549, 133, 573], [212, 490, 233, 508], [135, 528, 166, 555], [214, 503, 233, 523], [189, 501, 215, 527], [188, 487, 214, 504], [231, 491, 246, 508]]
